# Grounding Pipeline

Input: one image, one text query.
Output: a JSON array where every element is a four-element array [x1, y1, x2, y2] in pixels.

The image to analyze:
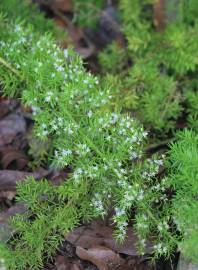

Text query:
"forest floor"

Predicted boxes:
[[0, 1, 179, 269]]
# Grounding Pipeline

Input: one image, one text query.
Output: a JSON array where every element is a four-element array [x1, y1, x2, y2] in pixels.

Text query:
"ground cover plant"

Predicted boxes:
[[0, 9, 176, 270], [0, 0, 198, 270], [166, 130, 198, 263], [99, 0, 198, 132], [0, 0, 60, 36]]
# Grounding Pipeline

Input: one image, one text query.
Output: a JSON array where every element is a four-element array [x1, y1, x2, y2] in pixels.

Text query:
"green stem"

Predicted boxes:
[[0, 56, 21, 77], [145, 138, 174, 152]]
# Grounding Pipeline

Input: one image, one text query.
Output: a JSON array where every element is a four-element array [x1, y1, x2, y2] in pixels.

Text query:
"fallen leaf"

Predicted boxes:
[[0, 203, 26, 242], [66, 220, 152, 256], [0, 103, 11, 120], [0, 203, 25, 222], [0, 98, 18, 119], [153, 0, 166, 31], [0, 168, 49, 191], [0, 190, 16, 200], [0, 113, 26, 146], [75, 46, 95, 59], [55, 255, 82, 270], [0, 148, 29, 170], [86, 7, 124, 50], [49, 168, 70, 186], [76, 246, 125, 270], [51, 0, 73, 12]]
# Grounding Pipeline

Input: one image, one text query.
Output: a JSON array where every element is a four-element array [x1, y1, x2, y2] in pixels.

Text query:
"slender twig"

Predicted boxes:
[[145, 138, 174, 153], [0, 57, 21, 77]]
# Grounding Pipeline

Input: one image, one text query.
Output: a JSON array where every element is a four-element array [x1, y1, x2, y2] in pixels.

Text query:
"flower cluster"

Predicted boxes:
[[0, 16, 178, 269], [0, 258, 6, 270]]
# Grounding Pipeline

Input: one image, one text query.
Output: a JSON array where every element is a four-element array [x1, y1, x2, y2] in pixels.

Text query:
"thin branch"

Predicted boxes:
[[0, 57, 21, 77]]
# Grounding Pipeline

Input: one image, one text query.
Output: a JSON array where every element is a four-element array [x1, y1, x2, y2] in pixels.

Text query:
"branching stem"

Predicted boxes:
[[0, 56, 21, 77]]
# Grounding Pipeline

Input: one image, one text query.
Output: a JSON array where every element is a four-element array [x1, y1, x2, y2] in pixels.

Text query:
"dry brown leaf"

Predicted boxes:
[[0, 190, 16, 200], [0, 203, 25, 222], [49, 169, 69, 186], [0, 98, 18, 119], [75, 46, 95, 59], [0, 203, 26, 242], [76, 246, 126, 270], [51, 0, 73, 12], [55, 255, 82, 270], [0, 103, 11, 120], [0, 113, 26, 146], [153, 0, 166, 31], [0, 148, 29, 170], [66, 220, 152, 256], [0, 168, 49, 191]]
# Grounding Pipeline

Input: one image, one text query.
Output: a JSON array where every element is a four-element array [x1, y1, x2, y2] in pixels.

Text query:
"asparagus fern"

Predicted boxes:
[[99, 0, 198, 131]]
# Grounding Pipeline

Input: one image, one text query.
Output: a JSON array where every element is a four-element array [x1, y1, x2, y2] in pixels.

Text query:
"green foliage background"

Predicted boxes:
[[0, 0, 198, 269], [99, 0, 198, 132]]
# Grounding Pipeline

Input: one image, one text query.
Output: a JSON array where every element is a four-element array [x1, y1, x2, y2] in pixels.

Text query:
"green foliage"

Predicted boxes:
[[166, 130, 198, 262], [98, 41, 128, 75], [0, 0, 57, 35], [185, 90, 198, 130], [73, 0, 105, 28], [98, 0, 198, 132], [119, 0, 153, 53], [0, 14, 179, 269], [1, 1, 198, 268]]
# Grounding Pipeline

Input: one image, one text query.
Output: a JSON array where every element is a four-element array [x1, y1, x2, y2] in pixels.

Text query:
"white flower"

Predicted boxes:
[[63, 49, 68, 58], [62, 149, 72, 156], [45, 95, 51, 102], [99, 118, 104, 124], [42, 130, 48, 136], [154, 159, 163, 166], [101, 99, 107, 104], [0, 258, 6, 270], [104, 165, 108, 171], [162, 247, 167, 253], [137, 190, 144, 200], [106, 135, 111, 141], [115, 207, 125, 216], [110, 113, 119, 124], [154, 243, 162, 250], [140, 239, 146, 246], [68, 128, 73, 135], [93, 166, 98, 171], [87, 111, 93, 118], [76, 168, 83, 174], [15, 25, 21, 32], [142, 131, 148, 137], [124, 192, 135, 201], [52, 124, 58, 130], [56, 65, 64, 72], [31, 106, 40, 115], [129, 151, 138, 160], [45, 91, 53, 102], [73, 173, 80, 181]]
